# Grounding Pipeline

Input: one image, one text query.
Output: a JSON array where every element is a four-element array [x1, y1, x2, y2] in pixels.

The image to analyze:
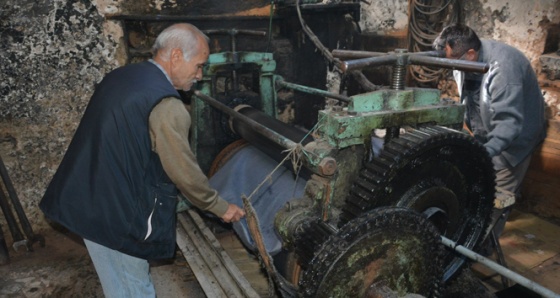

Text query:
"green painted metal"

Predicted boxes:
[[318, 103, 465, 148], [348, 88, 441, 112], [191, 51, 279, 173], [276, 79, 351, 103], [206, 52, 277, 73], [260, 74, 277, 118]]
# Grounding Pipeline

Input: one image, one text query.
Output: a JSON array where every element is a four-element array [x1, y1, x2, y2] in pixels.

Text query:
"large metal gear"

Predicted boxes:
[[340, 125, 496, 281], [299, 207, 445, 297]]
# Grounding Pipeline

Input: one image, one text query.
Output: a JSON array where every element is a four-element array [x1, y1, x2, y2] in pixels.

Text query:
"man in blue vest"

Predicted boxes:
[[40, 23, 245, 297], [433, 24, 546, 253]]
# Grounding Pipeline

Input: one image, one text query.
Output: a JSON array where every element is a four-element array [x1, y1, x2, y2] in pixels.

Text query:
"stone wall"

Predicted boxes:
[[0, 0, 122, 232]]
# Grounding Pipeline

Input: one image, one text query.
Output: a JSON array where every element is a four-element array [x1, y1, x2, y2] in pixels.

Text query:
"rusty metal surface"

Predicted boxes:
[[340, 126, 496, 281], [299, 207, 445, 297]]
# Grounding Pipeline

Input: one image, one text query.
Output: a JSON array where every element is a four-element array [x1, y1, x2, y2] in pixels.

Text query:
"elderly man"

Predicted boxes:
[[40, 23, 245, 297], [433, 24, 546, 251]]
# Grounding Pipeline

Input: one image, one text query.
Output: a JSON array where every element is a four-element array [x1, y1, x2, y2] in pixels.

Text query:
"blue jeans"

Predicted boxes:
[[84, 239, 156, 298]]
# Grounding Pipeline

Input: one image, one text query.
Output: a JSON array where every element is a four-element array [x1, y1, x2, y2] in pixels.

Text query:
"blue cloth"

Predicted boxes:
[[209, 145, 306, 255]]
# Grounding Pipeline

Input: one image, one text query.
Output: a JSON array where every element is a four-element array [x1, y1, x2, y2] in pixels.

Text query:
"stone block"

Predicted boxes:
[[540, 53, 560, 80]]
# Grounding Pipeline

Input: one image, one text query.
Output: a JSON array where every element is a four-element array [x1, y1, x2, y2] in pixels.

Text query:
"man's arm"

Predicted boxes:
[[482, 62, 524, 157], [149, 98, 245, 222]]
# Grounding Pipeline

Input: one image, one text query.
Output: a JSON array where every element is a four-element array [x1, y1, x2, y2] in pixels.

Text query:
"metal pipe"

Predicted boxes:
[[332, 49, 386, 59], [203, 29, 267, 38], [333, 49, 446, 60], [408, 55, 489, 73], [408, 50, 447, 58], [275, 79, 351, 103], [441, 236, 560, 298], [341, 50, 488, 74], [342, 55, 397, 72], [194, 91, 298, 151], [106, 14, 274, 22]]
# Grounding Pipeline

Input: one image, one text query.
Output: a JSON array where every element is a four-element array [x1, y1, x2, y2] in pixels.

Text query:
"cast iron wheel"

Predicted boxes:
[[299, 207, 444, 297], [340, 125, 495, 281]]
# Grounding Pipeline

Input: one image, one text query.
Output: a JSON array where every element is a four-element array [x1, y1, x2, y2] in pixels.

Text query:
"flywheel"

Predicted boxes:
[[299, 207, 444, 297], [339, 125, 495, 281]]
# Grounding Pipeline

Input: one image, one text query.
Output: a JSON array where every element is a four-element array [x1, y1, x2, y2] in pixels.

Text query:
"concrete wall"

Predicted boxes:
[[0, 0, 559, 232]]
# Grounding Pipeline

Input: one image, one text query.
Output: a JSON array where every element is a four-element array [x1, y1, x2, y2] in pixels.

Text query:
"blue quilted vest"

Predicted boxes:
[[40, 61, 181, 260]]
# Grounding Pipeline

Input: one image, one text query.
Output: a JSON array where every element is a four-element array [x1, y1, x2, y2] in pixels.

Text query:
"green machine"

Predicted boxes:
[[189, 37, 496, 296], [189, 29, 278, 173]]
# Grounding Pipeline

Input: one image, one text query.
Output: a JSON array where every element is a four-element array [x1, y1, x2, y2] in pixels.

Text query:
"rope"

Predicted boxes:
[[243, 111, 328, 203], [243, 143, 304, 203], [239, 112, 328, 295], [239, 4, 336, 290]]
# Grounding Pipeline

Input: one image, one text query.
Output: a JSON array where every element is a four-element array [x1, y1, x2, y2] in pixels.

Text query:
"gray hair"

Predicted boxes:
[[151, 23, 209, 62]]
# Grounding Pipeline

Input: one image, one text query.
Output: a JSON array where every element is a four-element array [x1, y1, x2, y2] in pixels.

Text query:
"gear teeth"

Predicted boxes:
[[300, 207, 445, 298], [338, 125, 495, 281], [294, 220, 336, 269], [353, 177, 377, 193]]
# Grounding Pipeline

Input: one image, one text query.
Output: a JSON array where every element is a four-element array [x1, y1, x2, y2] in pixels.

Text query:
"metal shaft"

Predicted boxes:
[[332, 49, 386, 59], [194, 91, 298, 151], [275, 79, 351, 103], [441, 236, 560, 298], [341, 50, 489, 73], [408, 55, 489, 73]]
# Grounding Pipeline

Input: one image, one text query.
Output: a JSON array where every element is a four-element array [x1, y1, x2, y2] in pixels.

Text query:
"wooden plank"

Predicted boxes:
[[537, 144, 560, 156], [529, 151, 560, 174], [176, 210, 261, 298], [540, 138, 560, 151], [178, 215, 238, 297], [186, 210, 261, 298], [547, 119, 560, 134], [524, 171, 560, 188], [175, 226, 227, 298]]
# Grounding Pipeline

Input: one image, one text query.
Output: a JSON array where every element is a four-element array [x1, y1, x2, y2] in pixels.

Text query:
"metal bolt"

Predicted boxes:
[[318, 157, 337, 176]]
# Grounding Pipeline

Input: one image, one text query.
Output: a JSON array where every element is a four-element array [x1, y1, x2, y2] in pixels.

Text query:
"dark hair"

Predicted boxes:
[[433, 24, 481, 57]]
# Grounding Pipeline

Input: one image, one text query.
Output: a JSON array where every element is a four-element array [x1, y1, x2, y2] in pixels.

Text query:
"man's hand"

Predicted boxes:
[[221, 203, 246, 223]]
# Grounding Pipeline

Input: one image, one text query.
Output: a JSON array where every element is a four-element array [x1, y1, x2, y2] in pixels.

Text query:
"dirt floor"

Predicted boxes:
[[1, 209, 560, 297], [0, 228, 205, 298]]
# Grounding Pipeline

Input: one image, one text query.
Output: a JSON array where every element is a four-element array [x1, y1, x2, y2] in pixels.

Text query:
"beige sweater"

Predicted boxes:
[[149, 97, 229, 217]]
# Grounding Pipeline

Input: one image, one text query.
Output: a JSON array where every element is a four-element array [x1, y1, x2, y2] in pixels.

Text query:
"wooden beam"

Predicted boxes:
[[176, 209, 261, 298]]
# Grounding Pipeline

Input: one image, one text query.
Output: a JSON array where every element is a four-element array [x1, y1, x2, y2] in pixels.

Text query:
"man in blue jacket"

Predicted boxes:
[[40, 23, 245, 297], [433, 24, 546, 250]]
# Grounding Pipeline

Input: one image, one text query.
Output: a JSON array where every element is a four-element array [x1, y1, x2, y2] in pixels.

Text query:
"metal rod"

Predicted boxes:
[[333, 49, 446, 60], [332, 49, 386, 59], [441, 236, 560, 298], [275, 79, 351, 103], [202, 29, 267, 37], [193, 91, 298, 151], [342, 55, 397, 72], [408, 55, 489, 73], [409, 50, 446, 58], [490, 229, 511, 288], [106, 14, 274, 22], [341, 50, 488, 74]]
